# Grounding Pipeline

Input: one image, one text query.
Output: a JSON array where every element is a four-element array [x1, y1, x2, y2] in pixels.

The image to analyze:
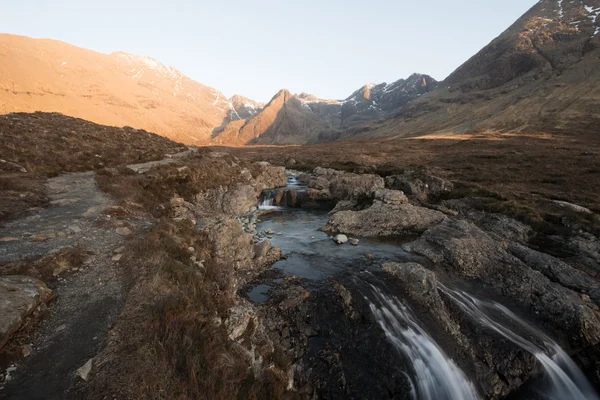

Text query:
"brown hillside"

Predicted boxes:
[[350, 0, 600, 140], [0, 34, 233, 145]]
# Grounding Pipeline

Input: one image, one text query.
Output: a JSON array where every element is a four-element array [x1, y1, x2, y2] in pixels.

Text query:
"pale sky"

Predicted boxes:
[[2, 0, 538, 102]]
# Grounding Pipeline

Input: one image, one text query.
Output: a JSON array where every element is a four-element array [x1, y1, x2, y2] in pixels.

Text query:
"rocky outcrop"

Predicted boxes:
[[381, 262, 537, 398], [385, 169, 454, 203], [193, 184, 257, 220], [508, 243, 600, 305], [412, 220, 600, 349], [329, 173, 384, 201], [324, 201, 446, 237], [252, 162, 287, 193], [0, 276, 53, 349]]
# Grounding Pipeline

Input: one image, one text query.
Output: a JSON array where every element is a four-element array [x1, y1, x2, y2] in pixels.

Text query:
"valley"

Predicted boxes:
[[0, 0, 599, 398]]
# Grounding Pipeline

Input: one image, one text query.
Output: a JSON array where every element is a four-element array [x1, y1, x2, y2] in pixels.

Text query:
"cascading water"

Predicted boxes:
[[439, 285, 599, 400], [367, 285, 480, 400]]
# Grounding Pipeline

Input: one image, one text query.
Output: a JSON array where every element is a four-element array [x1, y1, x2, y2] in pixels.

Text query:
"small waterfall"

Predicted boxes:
[[439, 285, 599, 400], [258, 190, 278, 210], [287, 175, 300, 187], [367, 286, 480, 400]]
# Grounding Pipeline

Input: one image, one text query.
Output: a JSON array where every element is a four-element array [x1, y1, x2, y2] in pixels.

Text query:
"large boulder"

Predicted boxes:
[[0, 276, 53, 349], [508, 243, 600, 306], [329, 173, 384, 201], [412, 220, 600, 350], [324, 201, 446, 237], [386, 169, 453, 202], [194, 184, 257, 219], [253, 162, 287, 191]]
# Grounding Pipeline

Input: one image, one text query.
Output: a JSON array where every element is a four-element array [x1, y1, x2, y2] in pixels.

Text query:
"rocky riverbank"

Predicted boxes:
[[2, 149, 599, 399]]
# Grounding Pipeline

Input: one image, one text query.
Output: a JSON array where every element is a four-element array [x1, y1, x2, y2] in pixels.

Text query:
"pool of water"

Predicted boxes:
[[256, 208, 422, 280]]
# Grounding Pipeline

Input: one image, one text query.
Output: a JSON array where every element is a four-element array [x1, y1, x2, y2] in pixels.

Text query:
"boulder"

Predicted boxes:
[[329, 173, 384, 201], [385, 169, 453, 202], [253, 162, 287, 191], [374, 189, 408, 205], [0, 276, 53, 349], [253, 241, 282, 268], [207, 219, 255, 272], [466, 211, 531, 244], [382, 262, 442, 311], [324, 201, 447, 237], [508, 243, 600, 305], [334, 234, 348, 244], [194, 184, 257, 219]]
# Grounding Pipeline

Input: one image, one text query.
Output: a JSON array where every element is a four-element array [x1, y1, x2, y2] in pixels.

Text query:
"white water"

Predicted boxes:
[[440, 285, 599, 400], [367, 286, 480, 400]]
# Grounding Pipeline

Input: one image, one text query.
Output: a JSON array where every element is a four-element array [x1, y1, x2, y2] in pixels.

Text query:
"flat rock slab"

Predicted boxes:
[[0, 276, 53, 349]]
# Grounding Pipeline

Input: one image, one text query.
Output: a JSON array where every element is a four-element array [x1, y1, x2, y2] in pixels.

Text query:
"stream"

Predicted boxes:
[[250, 176, 599, 400]]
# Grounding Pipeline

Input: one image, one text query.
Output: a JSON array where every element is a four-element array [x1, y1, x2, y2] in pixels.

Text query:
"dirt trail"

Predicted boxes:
[[0, 150, 194, 399]]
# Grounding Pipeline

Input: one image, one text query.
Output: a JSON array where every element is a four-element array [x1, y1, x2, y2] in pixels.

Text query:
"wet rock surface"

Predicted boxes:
[[324, 201, 447, 237]]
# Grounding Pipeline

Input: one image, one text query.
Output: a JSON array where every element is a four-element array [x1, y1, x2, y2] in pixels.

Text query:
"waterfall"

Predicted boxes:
[[439, 285, 599, 400], [287, 175, 300, 186], [367, 286, 480, 400]]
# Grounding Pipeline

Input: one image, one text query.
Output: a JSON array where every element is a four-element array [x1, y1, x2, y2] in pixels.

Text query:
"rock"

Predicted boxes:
[[412, 219, 600, 350], [552, 200, 592, 214], [0, 237, 19, 242], [508, 243, 600, 305], [382, 262, 443, 312], [349, 238, 359, 246], [169, 195, 197, 223], [113, 246, 125, 254], [0, 276, 53, 349], [386, 169, 453, 202], [329, 200, 358, 214], [55, 324, 66, 332], [374, 189, 408, 205], [466, 211, 531, 244], [253, 162, 287, 191], [334, 234, 348, 244], [111, 254, 123, 262], [207, 219, 254, 273], [225, 304, 255, 341], [194, 184, 257, 219], [329, 173, 384, 201], [115, 227, 132, 236], [68, 225, 82, 233], [76, 358, 93, 381], [21, 344, 32, 358], [324, 201, 447, 237], [32, 235, 49, 242], [382, 261, 537, 398], [254, 241, 282, 268]]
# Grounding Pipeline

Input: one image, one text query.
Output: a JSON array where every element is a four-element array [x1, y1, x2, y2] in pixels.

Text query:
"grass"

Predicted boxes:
[[0, 112, 184, 223], [85, 219, 289, 400], [95, 151, 264, 218]]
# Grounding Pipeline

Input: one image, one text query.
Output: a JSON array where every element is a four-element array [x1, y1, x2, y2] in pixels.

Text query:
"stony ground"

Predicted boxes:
[[0, 151, 194, 399]]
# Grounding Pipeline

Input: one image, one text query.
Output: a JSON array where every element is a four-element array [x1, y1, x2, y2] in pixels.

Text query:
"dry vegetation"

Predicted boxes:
[[0, 112, 184, 222], [85, 220, 287, 400], [95, 149, 264, 218], [226, 131, 600, 235]]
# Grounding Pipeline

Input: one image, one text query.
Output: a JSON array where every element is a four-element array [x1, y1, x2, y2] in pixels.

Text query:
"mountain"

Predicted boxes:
[[212, 73, 437, 145], [0, 34, 245, 145], [350, 0, 600, 139], [229, 95, 265, 120]]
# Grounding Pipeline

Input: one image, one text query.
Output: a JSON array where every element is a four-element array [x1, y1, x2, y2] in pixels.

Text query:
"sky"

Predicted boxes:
[[2, 0, 538, 102]]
